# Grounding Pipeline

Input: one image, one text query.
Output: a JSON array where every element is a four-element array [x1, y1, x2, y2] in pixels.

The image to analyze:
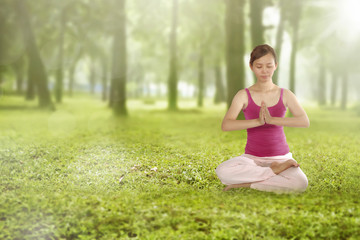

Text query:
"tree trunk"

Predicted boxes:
[[168, 0, 179, 111], [249, 0, 265, 84], [197, 53, 204, 107], [68, 64, 75, 97], [110, 0, 127, 115], [0, 66, 5, 98], [273, 0, 285, 85], [289, 1, 302, 94], [89, 59, 96, 94], [0, 11, 5, 94], [15, 0, 53, 109], [214, 63, 226, 104], [289, 38, 297, 93], [318, 60, 326, 106], [134, 74, 142, 98], [25, 63, 35, 100], [13, 57, 25, 94], [330, 71, 337, 106], [225, 0, 245, 109], [68, 49, 81, 97], [55, 10, 66, 103], [109, 67, 115, 107], [101, 56, 108, 101], [341, 72, 348, 110], [249, 0, 265, 47]]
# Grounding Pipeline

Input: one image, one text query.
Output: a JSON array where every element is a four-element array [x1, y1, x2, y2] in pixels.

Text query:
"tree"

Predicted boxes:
[[288, 0, 302, 94], [249, 0, 268, 84], [214, 63, 226, 104], [225, 0, 245, 109], [301, 2, 340, 107], [168, 0, 179, 111], [54, 7, 67, 103], [179, 0, 225, 107], [318, 58, 326, 106], [249, 0, 265, 47], [273, 0, 286, 85], [12, 56, 26, 94], [340, 72, 348, 110], [330, 71, 337, 106], [197, 52, 204, 107], [67, 48, 82, 97], [25, 63, 36, 100], [0, 0, 15, 96], [89, 58, 96, 94], [15, 0, 53, 109], [101, 55, 109, 101], [0, 6, 6, 91], [128, 0, 172, 100], [110, 0, 127, 115]]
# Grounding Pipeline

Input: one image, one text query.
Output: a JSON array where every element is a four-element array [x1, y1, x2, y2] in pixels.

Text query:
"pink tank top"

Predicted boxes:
[[243, 88, 289, 157]]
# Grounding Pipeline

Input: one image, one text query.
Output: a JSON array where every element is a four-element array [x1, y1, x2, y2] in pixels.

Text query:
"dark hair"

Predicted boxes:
[[249, 44, 277, 66]]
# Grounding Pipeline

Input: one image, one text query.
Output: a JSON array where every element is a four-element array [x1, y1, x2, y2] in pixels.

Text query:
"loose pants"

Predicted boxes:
[[215, 153, 308, 193]]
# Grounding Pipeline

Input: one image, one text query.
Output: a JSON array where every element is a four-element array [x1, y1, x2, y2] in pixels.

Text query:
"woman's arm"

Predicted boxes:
[[222, 90, 265, 131], [263, 89, 310, 128]]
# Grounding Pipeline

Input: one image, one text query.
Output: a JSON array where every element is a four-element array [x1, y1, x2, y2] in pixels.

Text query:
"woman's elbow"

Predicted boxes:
[[303, 118, 310, 128], [221, 121, 230, 131]]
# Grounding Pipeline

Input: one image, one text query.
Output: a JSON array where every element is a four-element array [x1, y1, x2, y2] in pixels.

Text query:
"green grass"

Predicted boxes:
[[1, 95, 360, 239]]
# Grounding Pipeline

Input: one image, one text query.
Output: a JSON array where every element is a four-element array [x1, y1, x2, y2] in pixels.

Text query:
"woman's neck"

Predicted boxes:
[[253, 81, 276, 92]]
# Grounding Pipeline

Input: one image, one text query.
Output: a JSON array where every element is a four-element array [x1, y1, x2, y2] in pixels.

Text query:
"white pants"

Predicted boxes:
[[215, 153, 308, 194]]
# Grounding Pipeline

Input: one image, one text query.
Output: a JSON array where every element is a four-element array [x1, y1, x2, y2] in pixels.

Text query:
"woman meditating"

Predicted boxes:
[[216, 44, 309, 193]]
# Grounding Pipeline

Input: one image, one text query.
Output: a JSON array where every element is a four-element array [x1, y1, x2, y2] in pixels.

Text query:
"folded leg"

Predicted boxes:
[[215, 153, 308, 194], [250, 166, 308, 193], [215, 155, 276, 185]]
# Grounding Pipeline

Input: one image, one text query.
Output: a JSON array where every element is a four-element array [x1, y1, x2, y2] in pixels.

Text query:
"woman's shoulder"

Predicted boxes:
[[231, 89, 248, 107], [235, 88, 250, 100], [282, 88, 296, 98], [234, 88, 248, 97], [281, 88, 299, 106]]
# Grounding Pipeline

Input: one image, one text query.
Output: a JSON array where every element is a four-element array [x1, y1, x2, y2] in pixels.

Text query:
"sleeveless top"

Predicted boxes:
[[243, 88, 289, 157]]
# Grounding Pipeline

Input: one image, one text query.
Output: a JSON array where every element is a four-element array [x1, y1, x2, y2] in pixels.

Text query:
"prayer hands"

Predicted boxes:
[[259, 102, 266, 125], [259, 101, 273, 125]]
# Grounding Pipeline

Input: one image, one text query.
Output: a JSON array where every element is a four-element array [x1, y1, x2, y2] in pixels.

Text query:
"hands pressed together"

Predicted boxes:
[[259, 101, 273, 125]]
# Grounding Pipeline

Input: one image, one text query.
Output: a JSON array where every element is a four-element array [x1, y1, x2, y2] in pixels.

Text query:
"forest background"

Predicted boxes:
[[1, 0, 360, 239], [1, 0, 359, 109]]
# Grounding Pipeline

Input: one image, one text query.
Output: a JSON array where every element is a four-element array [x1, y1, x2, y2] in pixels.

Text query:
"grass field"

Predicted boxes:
[[1, 95, 360, 239]]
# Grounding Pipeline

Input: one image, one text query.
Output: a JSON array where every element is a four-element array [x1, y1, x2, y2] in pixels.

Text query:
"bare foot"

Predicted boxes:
[[223, 183, 251, 191], [270, 160, 299, 174]]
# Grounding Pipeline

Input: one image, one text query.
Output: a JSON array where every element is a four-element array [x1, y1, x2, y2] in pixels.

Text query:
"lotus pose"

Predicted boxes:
[[216, 44, 309, 193]]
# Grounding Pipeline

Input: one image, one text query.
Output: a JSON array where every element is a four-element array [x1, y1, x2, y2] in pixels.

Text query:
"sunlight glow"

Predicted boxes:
[[338, 0, 360, 25], [336, 0, 360, 40]]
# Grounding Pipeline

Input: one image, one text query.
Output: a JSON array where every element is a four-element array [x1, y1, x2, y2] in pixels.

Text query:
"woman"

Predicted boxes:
[[216, 44, 309, 194]]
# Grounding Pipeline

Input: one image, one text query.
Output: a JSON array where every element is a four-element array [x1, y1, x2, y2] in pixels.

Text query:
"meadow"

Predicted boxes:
[[1, 95, 360, 239]]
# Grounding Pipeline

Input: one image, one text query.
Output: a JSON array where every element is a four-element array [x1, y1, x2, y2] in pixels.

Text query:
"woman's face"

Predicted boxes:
[[250, 53, 277, 83]]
